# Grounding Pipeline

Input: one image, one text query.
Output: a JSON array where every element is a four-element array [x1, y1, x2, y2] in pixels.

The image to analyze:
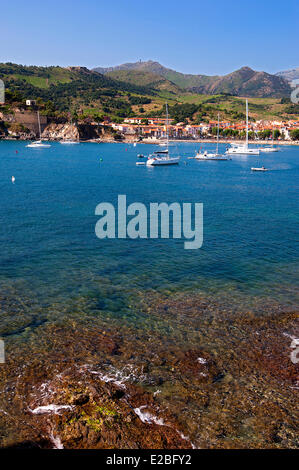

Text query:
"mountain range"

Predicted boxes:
[[93, 61, 292, 98], [275, 67, 299, 83], [1, 62, 298, 124]]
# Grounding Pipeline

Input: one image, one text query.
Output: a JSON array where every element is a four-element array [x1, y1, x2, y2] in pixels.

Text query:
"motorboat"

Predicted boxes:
[[251, 166, 269, 172], [27, 140, 51, 148], [260, 147, 278, 153], [60, 140, 79, 145], [195, 150, 230, 160]]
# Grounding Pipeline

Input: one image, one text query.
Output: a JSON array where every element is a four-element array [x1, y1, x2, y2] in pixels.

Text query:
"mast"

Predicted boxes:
[[246, 99, 248, 148], [217, 113, 220, 154], [37, 110, 42, 140], [166, 102, 169, 151]]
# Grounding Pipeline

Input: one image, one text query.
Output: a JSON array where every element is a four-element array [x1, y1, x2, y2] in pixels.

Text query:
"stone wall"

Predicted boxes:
[[0, 112, 47, 134]]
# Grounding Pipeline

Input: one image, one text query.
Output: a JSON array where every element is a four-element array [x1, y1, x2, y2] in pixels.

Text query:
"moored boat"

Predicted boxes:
[[195, 114, 230, 160], [146, 104, 180, 166], [26, 111, 51, 148], [226, 100, 260, 155], [251, 166, 269, 172]]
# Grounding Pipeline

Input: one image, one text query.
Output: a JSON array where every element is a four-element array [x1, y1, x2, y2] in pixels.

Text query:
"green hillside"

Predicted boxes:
[[0, 62, 298, 123], [0, 63, 156, 120], [106, 70, 181, 94], [94, 61, 292, 98]]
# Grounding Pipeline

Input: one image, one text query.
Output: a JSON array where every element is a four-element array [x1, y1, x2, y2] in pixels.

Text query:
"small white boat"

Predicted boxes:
[[60, 140, 79, 145], [26, 111, 51, 148], [195, 150, 230, 160], [251, 166, 269, 172], [260, 126, 279, 153], [260, 147, 278, 153], [27, 140, 51, 148], [136, 161, 146, 166]]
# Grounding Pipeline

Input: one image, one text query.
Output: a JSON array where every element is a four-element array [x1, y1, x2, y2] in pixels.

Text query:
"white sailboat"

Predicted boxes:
[[146, 104, 180, 166], [60, 118, 79, 144], [260, 126, 278, 153], [60, 140, 79, 145], [195, 114, 230, 160], [26, 111, 51, 148], [226, 100, 259, 155]]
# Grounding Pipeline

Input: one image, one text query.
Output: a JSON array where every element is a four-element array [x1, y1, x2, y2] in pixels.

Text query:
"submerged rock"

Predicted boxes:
[[0, 292, 298, 449]]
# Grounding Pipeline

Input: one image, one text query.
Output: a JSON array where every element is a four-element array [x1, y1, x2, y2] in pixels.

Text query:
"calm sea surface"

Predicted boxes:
[[0, 141, 298, 339]]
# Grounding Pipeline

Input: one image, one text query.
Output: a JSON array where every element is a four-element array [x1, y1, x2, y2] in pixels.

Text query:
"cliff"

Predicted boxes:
[[41, 123, 80, 141]]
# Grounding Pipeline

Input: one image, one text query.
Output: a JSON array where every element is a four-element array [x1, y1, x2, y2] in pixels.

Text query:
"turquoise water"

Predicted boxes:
[[0, 141, 298, 337]]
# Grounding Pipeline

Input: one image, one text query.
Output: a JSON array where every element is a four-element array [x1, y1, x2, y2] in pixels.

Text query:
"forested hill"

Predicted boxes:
[[0, 63, 155, 118], [1, 63, 298, 123]]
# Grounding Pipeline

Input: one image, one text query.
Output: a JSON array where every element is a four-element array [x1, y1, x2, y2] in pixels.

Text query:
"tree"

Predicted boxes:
[[290, 129, 299, 140], [273, 129, 280, 139]]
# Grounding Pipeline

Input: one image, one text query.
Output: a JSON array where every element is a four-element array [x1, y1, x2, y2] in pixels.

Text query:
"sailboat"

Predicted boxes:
[[26, 111, 51, 148], [195, 114, 230, 160], [146, 104, 180, 166], [260, 126, 278, 153], [226, 100, 259, 155], [60, 117, 79, 144]]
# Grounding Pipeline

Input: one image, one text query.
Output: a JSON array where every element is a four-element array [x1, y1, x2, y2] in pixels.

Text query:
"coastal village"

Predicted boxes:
[[111, 116, 299, 142], [1, 107, 299, 142]]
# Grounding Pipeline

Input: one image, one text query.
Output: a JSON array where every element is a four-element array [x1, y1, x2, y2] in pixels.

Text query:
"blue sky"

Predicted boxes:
[[1, 0, 298, 75]]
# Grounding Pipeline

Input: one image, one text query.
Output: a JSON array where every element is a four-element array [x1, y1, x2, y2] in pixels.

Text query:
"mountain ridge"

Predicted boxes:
[[276, 67, 299, 83], [93, 61, 291, 98]]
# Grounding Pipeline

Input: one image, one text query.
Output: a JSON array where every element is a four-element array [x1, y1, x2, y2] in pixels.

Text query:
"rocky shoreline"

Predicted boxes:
[[1, 135, 298, 145], [0, 121, 298, 145]]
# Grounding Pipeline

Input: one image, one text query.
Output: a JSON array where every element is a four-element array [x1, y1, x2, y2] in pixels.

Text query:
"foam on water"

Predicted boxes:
[[29, 404, 73, 415]]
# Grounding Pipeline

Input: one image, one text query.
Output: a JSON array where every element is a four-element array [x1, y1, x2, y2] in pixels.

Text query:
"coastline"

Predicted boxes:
[[1, 137, 298, 145]]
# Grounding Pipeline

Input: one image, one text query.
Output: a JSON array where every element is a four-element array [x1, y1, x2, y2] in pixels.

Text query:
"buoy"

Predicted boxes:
[[15, 150, 18, 154], [11, 176, 15, 183]]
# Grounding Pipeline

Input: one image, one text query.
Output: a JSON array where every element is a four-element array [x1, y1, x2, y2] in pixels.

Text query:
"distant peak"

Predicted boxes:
[[237, 66, 254, 72]]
